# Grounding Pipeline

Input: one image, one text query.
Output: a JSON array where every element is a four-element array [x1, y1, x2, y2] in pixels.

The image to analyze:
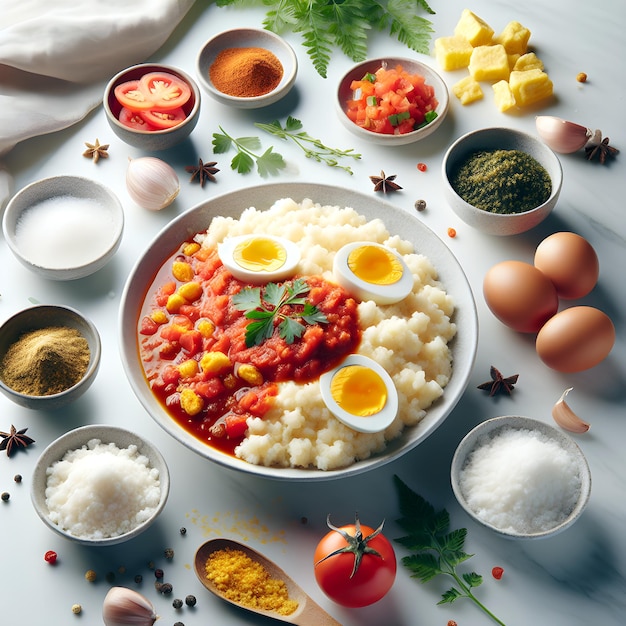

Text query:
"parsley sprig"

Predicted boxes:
[[215, 0, 436, 78], [255, 117, 361, 174], [232, 278, 328, 348], [393, 476, 506, 626], [212, 126, 286, 176]]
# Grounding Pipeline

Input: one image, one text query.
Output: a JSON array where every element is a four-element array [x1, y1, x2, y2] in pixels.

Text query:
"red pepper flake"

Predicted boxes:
[[417, 162, 428, 172], [44, 550, 58, 565], [492, 566, 504, 580], [447, 227, 457, 238]]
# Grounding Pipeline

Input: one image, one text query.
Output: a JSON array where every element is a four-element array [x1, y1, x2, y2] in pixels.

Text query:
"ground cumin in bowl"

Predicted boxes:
[[0, 305, 101, 410]]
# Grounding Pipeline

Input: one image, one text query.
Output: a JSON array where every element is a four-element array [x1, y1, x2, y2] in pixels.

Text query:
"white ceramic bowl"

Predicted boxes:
[[442, 127, 563, 236], [2, 175, 124, 280], [104, 63, 201, 151], [451, 415, 591, 539], [31, 424, 170, 546], [336, 57, 449, 145], [0, 305, 101, 410], [119, 182, 478, 481], [196, 28, 297, 109]]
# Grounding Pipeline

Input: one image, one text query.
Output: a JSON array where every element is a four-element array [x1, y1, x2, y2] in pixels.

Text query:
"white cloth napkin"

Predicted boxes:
[[0, 0, 196, 208]]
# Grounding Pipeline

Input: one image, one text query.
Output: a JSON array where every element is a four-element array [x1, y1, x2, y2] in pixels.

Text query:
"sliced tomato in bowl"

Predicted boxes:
[[139, 107, 187, 130], [118, 107, 158, 131], [139, 72, 192, 111], [114, 80, 154, 111]]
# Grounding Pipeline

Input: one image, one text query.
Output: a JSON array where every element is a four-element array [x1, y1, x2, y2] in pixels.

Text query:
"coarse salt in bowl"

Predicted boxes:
[[451, 415, 591, 539], [31, 425, 170, 546]]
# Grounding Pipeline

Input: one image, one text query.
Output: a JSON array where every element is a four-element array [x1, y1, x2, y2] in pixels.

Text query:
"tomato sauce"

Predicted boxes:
[[139, 241, 361, 455]]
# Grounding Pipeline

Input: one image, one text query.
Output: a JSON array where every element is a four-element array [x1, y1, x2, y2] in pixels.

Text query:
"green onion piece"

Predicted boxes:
[[388, 113, 398, 126], [425, 110, 438, 123], [389, 111, 410, 126], [366, 95, 378, 106], [362, 72, 376, 83]]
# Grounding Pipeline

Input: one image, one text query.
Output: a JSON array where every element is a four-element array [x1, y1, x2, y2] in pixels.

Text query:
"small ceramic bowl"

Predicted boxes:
[[2, 175, 124, 280], [0, 305, 101, 410], [451, 416, 591, 540], [31, 424, 169, 546], [104, 63, 200, 150], [442, 127, 563, 236], [196, 28, 298, 109], [336, 57, 449, 145]]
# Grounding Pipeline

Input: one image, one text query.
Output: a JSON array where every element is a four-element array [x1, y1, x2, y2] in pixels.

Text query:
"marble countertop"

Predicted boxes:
[[1, 1, 624, 625]]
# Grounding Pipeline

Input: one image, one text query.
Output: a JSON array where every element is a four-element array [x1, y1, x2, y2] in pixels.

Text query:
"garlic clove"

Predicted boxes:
[[102, 586, 159, 626], [535, 116, 593, 154], [552, 387, 590, 433], [126, 156, 180, 211]]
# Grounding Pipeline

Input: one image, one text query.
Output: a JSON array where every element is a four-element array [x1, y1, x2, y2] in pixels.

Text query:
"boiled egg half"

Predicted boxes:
[[333, 241, 413, 304], [218, 234, 301, 283], [319, 354, 398, 433]]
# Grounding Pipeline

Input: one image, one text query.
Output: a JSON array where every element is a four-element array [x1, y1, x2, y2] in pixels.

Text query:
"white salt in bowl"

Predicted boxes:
[[2, 175, 124, 280], [451, 416, 591, 540], [31, 424, 170, 546]]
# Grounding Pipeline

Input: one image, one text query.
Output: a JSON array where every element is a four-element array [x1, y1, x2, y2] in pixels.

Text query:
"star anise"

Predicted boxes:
[[0, 425, 35, 457], [585, 136, 619, 164], [185, 158, 220, 187], [369, 170, 402, 193], [477, 366, 519, 397], [82, 138, 109, 163]]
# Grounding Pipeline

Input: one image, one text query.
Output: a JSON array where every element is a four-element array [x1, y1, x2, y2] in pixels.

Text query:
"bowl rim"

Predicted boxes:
[[336, 56, 449, 144], [0, 304, 102, 406], [195, 27, 298, 106], [451, 415, 592, 539], [30, 424, 170, 546]]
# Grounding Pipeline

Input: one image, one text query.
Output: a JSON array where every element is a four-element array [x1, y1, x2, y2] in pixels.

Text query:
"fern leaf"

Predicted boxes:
[[324, 0, 371, 63], [382, 0, 434, 54]]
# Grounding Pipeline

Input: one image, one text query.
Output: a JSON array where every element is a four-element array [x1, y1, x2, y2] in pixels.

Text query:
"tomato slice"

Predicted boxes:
[[114, 80, 154, 111], [138, 72, 191, 111], [118, 107, 158, 131], [138, 107, 187, 130]]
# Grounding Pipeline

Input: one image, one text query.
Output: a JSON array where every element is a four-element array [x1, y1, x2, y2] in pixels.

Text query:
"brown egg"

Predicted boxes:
[[483, 260, 559, 333], [536, 306, 615, 372], [534, 232, 599, 299]]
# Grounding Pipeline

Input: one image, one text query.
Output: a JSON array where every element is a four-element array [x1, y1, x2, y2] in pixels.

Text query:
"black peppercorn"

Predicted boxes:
[[164, 547, 174, 560], [134, 574, 143, 584], [179, 527, 187, 535], [154, 581, 163, 593], [1, 492, 10, 502], [172, 598, 183, 609], [154, 568, 164, 579], [14, 474, 22, 483], [161, 582, 173, 595], [414, 199, 427, 212], [185, 595, 197, 607], [174, 622, 184, 626]]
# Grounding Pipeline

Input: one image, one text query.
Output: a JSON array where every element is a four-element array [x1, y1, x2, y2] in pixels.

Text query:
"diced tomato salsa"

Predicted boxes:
[[345, 64, 439, 135], [138, 243, 361, 455]]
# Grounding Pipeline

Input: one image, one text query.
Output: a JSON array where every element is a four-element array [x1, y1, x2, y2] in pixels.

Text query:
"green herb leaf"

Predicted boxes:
[[256, 147, 287, 177], [393, 476, 507, 626]]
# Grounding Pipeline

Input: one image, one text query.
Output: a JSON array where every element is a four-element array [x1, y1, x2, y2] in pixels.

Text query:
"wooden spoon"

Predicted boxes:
[[194, 537, 342, 625]]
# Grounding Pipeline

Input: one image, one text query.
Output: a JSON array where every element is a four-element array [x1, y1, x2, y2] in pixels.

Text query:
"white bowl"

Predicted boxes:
[[336, 57, 449, 145], [31, 425, 170, 546], [119, 182, 478, 481], [0, 305, 101, 410], [196, 28, 297, 109], [451, 416, 591, 539], [442, 127, 563, 236], [3, 175, 124, 280]]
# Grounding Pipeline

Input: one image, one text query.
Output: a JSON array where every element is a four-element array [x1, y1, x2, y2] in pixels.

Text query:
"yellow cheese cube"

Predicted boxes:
[[452, 75, 484, 105], [495, 21, 531, 55], [468, 44, 510, 82], [454, 9, 494, 46], [492, 80, 517, 111], [513, 52, 544, 72], [508, 53, 521, 69], [434, 36, 473, 71], [509, 69, 553, 106]]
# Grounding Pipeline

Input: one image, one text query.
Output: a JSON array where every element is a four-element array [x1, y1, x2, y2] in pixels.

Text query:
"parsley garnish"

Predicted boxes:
[[212, 126, 286, 176], [216, 0, 436, 78], [232, 278, 328, 348], [393, 476, 506, 625], [255, 117, 361, 174]]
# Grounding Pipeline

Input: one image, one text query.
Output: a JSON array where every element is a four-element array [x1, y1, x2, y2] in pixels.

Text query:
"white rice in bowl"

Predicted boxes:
[[196, 198, 456, 471]]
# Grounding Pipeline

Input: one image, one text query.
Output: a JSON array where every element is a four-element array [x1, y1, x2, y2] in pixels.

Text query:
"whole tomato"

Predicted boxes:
[[313, 513, 396, 608]]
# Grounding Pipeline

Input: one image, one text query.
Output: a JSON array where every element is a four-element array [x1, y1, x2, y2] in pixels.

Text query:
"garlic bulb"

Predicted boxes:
[[126, 157, 180, 211], [102, 586, 159, 626], [552, 387, 590, 433], [535, 116, 599, 154]]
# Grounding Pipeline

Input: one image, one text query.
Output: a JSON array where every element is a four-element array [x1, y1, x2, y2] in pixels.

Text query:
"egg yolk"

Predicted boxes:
[[330, 365, 387, 416], [347, 245, 404, 285], [233, 237, 287, 273]]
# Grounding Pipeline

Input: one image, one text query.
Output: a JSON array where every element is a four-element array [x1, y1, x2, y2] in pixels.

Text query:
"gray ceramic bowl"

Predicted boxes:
[[442, 127, 563, 236], [2, 175, 124, 280], [336, 57, 449, 145], [0, 305, 101, 410], [104, 63, 200, 150], [196, 28, 297, 109], [31, 424, 169, 546], [451, 416, 591, 540]]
